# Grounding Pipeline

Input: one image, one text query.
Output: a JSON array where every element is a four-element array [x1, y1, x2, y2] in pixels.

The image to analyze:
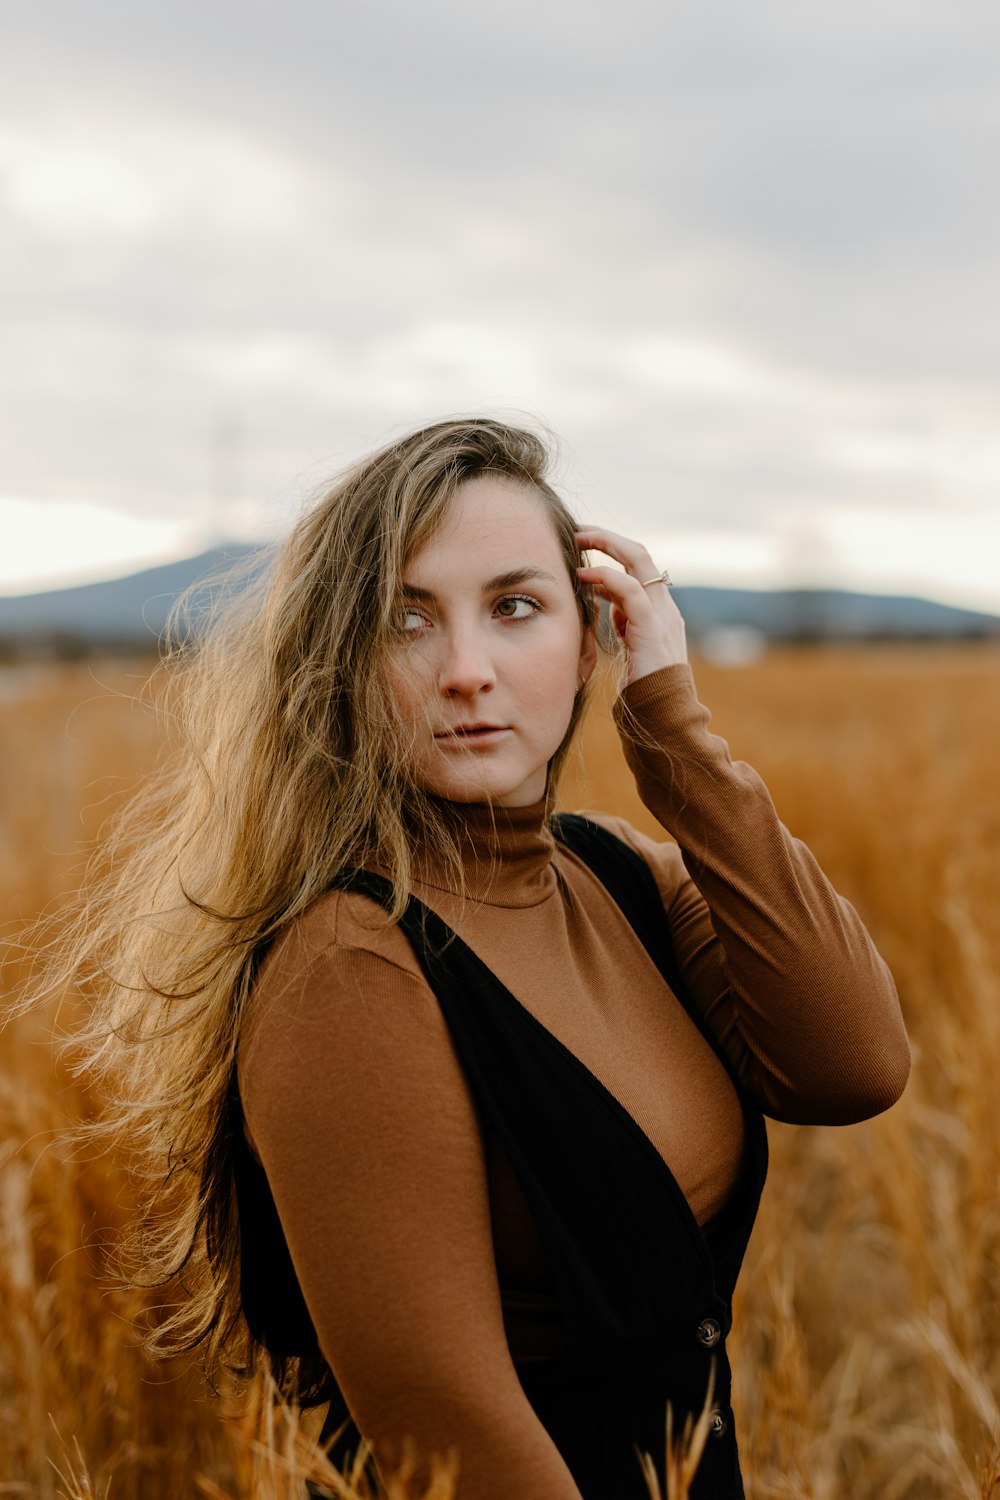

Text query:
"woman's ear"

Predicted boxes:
[[578, 625, 598, 687]]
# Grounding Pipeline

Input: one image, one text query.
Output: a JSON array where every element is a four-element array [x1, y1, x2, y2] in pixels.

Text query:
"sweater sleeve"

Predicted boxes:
[[237, 909, 585, 1500], [605, 663, 911, 1124]]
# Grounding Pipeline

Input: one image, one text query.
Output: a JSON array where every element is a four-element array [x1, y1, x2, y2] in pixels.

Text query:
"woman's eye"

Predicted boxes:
[[398, 608, 426, 634], [495, 594, 540, 620]]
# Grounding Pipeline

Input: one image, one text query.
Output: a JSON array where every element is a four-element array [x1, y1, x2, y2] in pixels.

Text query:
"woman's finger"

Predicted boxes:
[[575, 562, 652, 610], [576, 559, 688, 677], [576, 564, 656, 643], [575, 527, 658, 581], [577, 561, 676, 625]]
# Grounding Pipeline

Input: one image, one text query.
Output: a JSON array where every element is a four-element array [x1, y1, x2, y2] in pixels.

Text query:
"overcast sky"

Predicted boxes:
[[3, 0, 1000, 612]]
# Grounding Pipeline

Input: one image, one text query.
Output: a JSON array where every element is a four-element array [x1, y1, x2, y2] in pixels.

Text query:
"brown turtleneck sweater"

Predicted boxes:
[[237, 664, 910, 1500]]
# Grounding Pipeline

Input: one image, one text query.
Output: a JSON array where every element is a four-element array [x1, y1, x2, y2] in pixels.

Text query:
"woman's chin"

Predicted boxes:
[[422, 766, 548, 808]]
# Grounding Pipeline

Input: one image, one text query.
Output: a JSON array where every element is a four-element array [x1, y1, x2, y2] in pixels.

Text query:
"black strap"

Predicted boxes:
[[549, 812, 688, 995]]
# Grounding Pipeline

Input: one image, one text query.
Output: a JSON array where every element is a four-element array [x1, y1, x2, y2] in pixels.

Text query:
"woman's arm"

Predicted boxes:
[[238, 912, 584, 1500], [601, 663, 910, 1123], [575, 525, 909, 1125]]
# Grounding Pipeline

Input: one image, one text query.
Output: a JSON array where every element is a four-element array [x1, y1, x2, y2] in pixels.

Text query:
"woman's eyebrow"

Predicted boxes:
[[485, 566, 559, 592], [398, 566, 559, 603]]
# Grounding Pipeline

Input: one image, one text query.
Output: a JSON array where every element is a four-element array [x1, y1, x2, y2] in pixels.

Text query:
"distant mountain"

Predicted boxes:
[[0, 547, 997, 651], [0, 546, 262, 649], [668, 585, 1000, 639]]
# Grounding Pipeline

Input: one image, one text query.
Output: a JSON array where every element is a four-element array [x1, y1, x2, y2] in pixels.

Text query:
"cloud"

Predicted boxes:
[[0, 499, 203, 594], [1, 1, 999, 607]]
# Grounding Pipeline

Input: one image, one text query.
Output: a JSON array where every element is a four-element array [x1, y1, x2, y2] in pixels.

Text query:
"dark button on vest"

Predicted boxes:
[[710, 1409, 730, 1440], [698, 1317, 723, 1348]]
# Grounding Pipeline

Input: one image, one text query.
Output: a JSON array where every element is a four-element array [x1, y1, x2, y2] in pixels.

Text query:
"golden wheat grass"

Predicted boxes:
[[1, 643, 998, 1497]]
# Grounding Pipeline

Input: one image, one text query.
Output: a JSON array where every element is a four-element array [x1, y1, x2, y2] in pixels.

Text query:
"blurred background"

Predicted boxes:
[[2, 5, 1000, 1499], [2, 0, 1000, 635]]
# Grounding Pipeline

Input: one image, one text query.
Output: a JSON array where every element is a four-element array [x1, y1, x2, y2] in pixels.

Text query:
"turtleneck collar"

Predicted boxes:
[[412, 795, 559, 909]]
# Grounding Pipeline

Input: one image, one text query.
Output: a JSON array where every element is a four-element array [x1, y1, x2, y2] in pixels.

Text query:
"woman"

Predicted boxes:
[[49, 418, 909, 1500]]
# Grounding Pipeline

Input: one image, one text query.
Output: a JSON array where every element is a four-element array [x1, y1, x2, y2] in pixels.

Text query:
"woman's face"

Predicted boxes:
[[388, 476, 597, 807]]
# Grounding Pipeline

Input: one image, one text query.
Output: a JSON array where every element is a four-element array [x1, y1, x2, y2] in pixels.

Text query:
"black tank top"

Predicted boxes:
[[234, 814, 769, 1500]]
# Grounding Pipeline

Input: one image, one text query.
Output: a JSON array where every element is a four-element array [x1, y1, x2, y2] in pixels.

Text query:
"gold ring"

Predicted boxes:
[[639, 569, 673, 589]]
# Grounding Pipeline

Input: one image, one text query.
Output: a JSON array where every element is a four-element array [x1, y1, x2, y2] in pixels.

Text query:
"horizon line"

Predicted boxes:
[[1, 539, 998, 622]]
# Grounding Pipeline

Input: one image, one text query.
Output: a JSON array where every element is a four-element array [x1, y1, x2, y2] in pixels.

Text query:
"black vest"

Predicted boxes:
[[233, 814, 769, 1500]]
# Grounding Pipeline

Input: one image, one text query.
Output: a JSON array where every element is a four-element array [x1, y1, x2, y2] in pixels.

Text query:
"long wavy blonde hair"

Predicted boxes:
[[20, 416, 600, 1400]]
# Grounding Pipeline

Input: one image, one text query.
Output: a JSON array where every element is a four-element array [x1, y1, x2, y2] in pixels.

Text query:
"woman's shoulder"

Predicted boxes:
[[261, 884, 424, 983], [239, 886, 427, 1068], [237, 884, 465, 1162]]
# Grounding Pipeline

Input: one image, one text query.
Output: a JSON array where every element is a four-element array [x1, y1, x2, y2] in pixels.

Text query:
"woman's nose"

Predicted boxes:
[[436, 630, 496, 696]]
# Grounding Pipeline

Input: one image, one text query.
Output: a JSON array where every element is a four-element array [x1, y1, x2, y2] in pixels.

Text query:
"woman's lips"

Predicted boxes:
[[434, 725, 510, 746]]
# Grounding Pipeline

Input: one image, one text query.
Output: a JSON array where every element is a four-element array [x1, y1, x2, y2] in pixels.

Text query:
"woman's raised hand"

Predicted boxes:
[[576, 527, 688, 684]]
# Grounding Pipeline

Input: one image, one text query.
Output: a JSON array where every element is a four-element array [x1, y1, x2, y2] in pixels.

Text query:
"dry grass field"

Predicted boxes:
[[1, 644, 999, 1499]]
